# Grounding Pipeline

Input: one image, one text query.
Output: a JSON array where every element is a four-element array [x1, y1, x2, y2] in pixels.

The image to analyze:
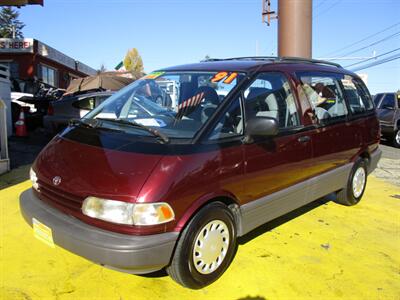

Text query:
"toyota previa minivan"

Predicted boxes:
[[20, 57, 381, 289]]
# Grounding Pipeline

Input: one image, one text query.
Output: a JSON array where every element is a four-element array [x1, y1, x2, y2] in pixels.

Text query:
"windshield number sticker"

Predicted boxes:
[[211, 72, 238, 84], [144, 71, 165, 80]]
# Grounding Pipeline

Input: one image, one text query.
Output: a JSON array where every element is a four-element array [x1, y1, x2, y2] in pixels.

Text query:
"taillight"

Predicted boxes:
[[47, 103, 54, 116]]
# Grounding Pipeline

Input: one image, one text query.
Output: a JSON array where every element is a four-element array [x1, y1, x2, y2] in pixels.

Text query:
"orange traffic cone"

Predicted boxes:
[[15, 108, 28, 137]]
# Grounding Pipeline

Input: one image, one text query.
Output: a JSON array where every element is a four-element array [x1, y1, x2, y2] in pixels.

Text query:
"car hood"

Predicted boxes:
[[34, 135, 163, 202]]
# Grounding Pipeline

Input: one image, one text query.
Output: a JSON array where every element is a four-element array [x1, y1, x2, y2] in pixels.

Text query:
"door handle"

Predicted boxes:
[[298, 136, 311, 143]]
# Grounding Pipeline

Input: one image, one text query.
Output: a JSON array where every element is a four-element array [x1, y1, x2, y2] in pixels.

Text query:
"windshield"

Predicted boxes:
[[84, 71, 244, 139]]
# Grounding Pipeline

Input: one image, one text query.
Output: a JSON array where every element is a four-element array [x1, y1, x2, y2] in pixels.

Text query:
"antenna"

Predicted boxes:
[[262, 0, 277, 26]]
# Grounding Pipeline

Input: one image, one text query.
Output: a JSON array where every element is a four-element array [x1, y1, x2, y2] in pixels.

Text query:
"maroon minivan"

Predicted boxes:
[[20, 57, 381, 289]]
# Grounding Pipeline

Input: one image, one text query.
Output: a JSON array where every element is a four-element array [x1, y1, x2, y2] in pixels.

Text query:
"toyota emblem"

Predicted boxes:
[[52, 176, 62, 186]]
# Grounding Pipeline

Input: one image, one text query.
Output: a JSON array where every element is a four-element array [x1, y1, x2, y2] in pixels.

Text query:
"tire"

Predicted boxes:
[[166, 202, 237, 289], [335, 158, 368, 206], [393, 129, 400, 148]]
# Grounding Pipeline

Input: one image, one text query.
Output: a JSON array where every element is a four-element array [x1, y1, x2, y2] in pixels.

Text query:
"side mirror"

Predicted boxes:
[[244, 116, 278, 143]]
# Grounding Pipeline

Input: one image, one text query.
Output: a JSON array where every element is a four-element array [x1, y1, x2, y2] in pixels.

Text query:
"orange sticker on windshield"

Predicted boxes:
[[211, 72, 228, 83], [223, 72, 238, 84], [211, 72, 238, 84]]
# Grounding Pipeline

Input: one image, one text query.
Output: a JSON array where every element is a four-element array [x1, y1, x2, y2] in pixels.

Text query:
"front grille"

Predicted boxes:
[[36, 180, 84, 212]]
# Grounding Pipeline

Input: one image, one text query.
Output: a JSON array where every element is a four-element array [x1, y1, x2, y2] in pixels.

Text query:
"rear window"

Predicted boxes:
[[73, 97, 95, 110], [342, 78, 374, 113]]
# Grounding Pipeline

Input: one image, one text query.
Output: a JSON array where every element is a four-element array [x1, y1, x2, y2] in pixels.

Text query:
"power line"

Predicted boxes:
[[313, 0, 341, 19], [314, 0, 327, 12], [350, 54, 400, 72], [345, 47, 400, 68], [340, 31, 400, 57], [323, 21, 400, 57]]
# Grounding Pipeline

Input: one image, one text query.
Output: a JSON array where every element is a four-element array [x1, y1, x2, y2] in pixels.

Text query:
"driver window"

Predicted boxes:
[[208, 97, 243, 140], [244, 73, 300, 128]]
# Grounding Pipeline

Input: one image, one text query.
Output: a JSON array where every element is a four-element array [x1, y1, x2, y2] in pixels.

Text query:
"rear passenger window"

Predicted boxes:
[[298, 72, 348, 123], [341, 77, 374, 114], [244, 72, 300, 128]]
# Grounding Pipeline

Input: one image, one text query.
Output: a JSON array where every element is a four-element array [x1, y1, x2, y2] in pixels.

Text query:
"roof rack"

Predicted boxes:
[[202, 56, 343, 68]]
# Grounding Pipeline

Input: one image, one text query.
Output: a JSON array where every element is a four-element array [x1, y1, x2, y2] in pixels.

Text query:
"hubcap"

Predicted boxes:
[[395, 130, 400, 145], [193, 220, 230, 274], [352, 167, 366, 198]]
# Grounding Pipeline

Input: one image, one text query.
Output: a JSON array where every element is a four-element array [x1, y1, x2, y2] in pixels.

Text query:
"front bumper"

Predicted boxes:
[[19, 189, 179, 274]]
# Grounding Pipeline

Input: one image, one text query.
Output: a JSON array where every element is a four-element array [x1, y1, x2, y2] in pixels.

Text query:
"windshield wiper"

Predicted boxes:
[[96, 118, 170, 144]]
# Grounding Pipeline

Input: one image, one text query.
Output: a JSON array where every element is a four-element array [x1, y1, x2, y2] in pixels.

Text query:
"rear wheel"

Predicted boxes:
[[335, 158, 368, 206], [166, 202, 237, 289]]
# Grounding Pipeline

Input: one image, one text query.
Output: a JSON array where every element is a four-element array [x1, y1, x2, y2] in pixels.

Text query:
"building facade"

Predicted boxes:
[[0, 38, 96, 93]]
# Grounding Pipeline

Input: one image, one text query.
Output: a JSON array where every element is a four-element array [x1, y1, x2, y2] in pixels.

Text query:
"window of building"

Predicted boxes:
[[0, 61, 19, 79], [40, 64, 58, 87], [244, 72, 300, 128], [298, 72, 348, 123]]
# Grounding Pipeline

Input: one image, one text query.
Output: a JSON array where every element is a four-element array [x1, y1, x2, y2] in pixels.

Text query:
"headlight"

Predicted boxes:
[[30, 168, 39, 190], [81, 196, 175, 226]]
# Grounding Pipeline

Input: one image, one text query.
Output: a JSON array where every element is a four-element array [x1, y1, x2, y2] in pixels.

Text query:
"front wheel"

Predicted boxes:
[[393, 129, 400, 148], [335, 158, 368, 206], [166, 202, 237, 289]]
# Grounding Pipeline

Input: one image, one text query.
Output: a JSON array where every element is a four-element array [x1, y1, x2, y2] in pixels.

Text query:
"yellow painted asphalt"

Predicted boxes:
[[1, 178, 400, 300]]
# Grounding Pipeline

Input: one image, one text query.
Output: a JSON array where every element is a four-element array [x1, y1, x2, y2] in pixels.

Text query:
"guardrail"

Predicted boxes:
[[0, 99, 10, 174]]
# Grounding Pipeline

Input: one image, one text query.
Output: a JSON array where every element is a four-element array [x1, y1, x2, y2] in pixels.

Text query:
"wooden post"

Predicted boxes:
[[278, 0, 313, 58]]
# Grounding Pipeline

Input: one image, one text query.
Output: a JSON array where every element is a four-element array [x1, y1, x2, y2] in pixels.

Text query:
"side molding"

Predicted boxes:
[[238, 163, 353, 236]]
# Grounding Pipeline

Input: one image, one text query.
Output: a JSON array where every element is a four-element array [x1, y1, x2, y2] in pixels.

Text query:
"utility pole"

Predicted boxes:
[[278, 0, 312, 58]]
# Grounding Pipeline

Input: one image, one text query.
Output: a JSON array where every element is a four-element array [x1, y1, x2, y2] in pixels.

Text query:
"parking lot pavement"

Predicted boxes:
[[1, 178, 399, 300], [372, 144, 400, 187]]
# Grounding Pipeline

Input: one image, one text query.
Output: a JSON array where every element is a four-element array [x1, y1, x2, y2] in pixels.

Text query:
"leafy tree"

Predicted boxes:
[[0, 7, 25, 38], [123, 48, 144, 77]]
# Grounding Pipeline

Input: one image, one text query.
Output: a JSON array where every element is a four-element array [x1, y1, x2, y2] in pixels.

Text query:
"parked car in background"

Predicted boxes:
[[43, 91, 113, 134], [374, 92, 400, 147], [21, 57, 381, 289]]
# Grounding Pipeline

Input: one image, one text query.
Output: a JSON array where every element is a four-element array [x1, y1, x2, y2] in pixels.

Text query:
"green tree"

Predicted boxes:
[[123, 48, 144, 77], [0, 7, 25, 38]]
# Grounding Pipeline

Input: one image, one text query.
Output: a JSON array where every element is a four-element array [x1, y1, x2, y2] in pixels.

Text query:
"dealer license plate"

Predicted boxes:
[[32, 218, 55, 248]]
